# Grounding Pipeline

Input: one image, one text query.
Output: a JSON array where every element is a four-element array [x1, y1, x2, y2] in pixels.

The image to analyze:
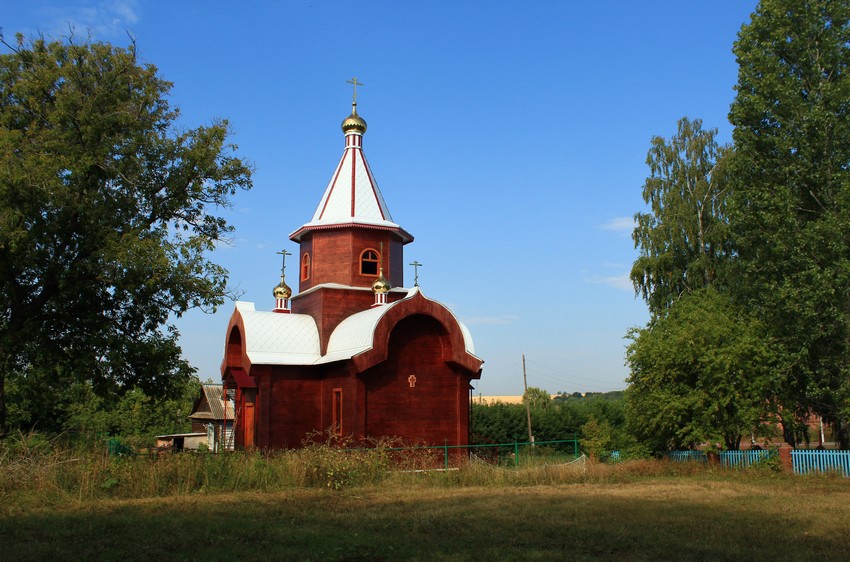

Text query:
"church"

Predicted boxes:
[[220, 86, 483, 449]]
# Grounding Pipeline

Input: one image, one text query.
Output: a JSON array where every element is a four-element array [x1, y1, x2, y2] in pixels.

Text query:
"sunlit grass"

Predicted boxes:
[[3, 474, 849, 560], [2, 433, 849, 560]]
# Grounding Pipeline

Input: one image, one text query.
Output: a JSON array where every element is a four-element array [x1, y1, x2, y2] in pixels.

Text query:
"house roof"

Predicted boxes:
[[189, 383, 235, 421], [231, 287, 478, 367], [290, 104, 412, 243]]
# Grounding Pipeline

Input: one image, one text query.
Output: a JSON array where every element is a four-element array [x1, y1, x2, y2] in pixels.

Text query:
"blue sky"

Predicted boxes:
[[4, 1, 759, 395]]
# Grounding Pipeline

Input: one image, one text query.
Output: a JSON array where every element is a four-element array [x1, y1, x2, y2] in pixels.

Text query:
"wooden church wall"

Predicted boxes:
[[361, 314, 469, 445], [296, 229, 404, 291], [293, 289, 378, 353], [293, 288, 406, 353], [319, 364, 362, 440], [264, 366, 324, 449]]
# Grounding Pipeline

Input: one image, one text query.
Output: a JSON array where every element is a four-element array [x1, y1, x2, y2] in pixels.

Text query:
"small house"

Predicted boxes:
[[188, 383, 235, 451]]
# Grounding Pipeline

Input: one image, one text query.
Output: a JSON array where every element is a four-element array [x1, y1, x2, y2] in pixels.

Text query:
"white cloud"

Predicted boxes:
[[598, 216, 635, 233], [463, 315, 519, 326], [40, 0, 139, 40], [110, 1, 140, 24], [589, 273, 634, 292]]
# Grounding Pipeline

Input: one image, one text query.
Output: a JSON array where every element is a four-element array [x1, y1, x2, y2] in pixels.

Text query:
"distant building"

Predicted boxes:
[[221, 92, 483, 449], [155, 432, 208, 451], [188, 383, 235, 451], [472, 395, 560, 405]]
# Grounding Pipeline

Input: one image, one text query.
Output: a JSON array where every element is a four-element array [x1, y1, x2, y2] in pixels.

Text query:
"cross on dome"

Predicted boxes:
[[346, 77, 363, 103], [410, 260, 422, 287], [290, 81, 413, 245], [276, 248, 291, 276]]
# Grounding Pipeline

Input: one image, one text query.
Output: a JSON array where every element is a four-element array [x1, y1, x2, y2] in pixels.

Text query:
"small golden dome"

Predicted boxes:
[[341, 102, 367, 134], [273, 278, 292, 299], [372, 269, 391, 294]]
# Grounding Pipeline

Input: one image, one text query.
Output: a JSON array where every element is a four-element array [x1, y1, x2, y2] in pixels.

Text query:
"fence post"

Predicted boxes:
[[444, 439, 449, 470], [514, 439, 519, 467], [778, 443, 793, 473]]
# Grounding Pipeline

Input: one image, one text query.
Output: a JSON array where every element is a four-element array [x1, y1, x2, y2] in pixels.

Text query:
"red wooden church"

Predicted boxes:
[[221, 92, 483, 449]]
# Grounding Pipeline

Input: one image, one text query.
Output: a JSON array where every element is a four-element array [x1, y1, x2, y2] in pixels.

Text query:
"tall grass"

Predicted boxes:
[[0, 431, 787, 514]]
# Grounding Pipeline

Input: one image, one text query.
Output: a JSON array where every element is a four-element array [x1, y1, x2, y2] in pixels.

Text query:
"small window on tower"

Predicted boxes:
[[360, 249, 379, 276], [301, 253, 311, 281]]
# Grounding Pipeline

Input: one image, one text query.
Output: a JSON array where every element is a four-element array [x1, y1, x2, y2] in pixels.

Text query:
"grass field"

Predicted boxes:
[[2, 453, 849, 561]]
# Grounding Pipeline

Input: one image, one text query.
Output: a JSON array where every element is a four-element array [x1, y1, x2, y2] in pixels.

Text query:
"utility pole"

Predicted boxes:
[[523, 354, 534, 444]]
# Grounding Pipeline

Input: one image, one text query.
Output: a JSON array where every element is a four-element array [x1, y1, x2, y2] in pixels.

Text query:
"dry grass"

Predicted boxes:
[[3, 436, 849, 560], [2, 472, 849, 561]]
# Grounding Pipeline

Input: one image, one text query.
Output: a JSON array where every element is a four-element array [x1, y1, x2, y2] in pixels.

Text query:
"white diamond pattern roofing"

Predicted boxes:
[[301, 134, 400, 230], [236, 302, 322, 365], [234, 288, 478, 367]]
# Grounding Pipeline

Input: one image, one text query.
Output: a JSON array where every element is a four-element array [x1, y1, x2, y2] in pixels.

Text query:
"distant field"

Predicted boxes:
[[2, 468, 849, 561]]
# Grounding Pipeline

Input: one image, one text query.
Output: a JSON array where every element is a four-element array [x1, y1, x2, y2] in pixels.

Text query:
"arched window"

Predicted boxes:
[[360, 249, 379, 276], [301, 253, 311, 281]]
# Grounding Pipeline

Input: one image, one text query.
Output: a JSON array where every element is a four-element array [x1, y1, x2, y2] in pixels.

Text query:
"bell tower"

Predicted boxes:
[[289, 79, 413, 350]]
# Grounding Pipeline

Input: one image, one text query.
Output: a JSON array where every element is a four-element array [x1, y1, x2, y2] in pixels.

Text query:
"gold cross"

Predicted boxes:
[[346, 77, 364, 103], [408, 375, 417, 388]]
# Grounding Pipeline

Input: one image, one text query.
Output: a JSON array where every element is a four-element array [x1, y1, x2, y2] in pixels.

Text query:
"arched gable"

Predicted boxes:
[[221, 301, 322, 377], [351, 290, 483, 376], [222, 313, 249, 375]]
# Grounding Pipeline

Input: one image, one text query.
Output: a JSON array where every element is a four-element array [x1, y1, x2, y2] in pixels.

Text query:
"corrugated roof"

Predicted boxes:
[[190, 383, 234, 422]]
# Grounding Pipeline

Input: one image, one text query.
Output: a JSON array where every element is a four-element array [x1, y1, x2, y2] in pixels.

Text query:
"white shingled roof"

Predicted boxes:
[[234, 288, 478, 367], [319, 303, 394, 364], [306, 137, 397, 228], [235, 302, 321, 365]]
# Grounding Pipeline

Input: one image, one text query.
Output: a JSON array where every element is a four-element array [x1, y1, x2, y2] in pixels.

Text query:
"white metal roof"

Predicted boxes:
[[289, 113, 409, 243], [320, 302, 394, 364], [308, 136, 396, 227], [235, 301, 322, 365], [233, 288, 478, 367]]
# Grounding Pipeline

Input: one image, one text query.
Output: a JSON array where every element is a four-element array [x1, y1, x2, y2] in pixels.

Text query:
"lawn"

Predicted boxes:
[[2, 469, 849, 561]]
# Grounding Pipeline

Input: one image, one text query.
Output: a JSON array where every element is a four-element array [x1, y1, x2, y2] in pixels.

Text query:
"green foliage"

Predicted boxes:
[[626, 289, 778, 452], [471, 401, 527, 444], [580, 417, 615, 460], [299, 435, 395, 490], [6, 374, 201, 440], [522, 386, 552, 409], [631, 117, 732, 318], [0, 35, 252, 436], [728, 0, 850, 446], [472, 392, 640, 456]]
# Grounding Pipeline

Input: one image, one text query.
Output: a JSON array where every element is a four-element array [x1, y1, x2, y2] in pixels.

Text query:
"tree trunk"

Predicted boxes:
[[0, 369, 6, 439], [724, 432, 742, 451], [780, 415, 797, 447]]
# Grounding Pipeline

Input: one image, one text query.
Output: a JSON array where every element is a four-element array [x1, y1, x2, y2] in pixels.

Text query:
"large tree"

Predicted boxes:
[[0, 35, 252, 436], [631, 117, 732, 318], [626, 289, 777, 452], [729, 0, 850, 446]]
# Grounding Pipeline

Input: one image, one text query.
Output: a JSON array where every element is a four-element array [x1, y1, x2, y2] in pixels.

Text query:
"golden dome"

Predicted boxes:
[[273, 278, 292, 299], [341, 102, 367, 134], [372, 269, 391, 294]]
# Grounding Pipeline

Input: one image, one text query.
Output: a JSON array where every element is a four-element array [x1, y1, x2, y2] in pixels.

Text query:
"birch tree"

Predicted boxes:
[[631, 117, 732, 318]]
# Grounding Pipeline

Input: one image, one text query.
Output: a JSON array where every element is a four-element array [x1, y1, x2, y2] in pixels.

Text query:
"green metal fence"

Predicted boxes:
[[373, 438, 581, 470]]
